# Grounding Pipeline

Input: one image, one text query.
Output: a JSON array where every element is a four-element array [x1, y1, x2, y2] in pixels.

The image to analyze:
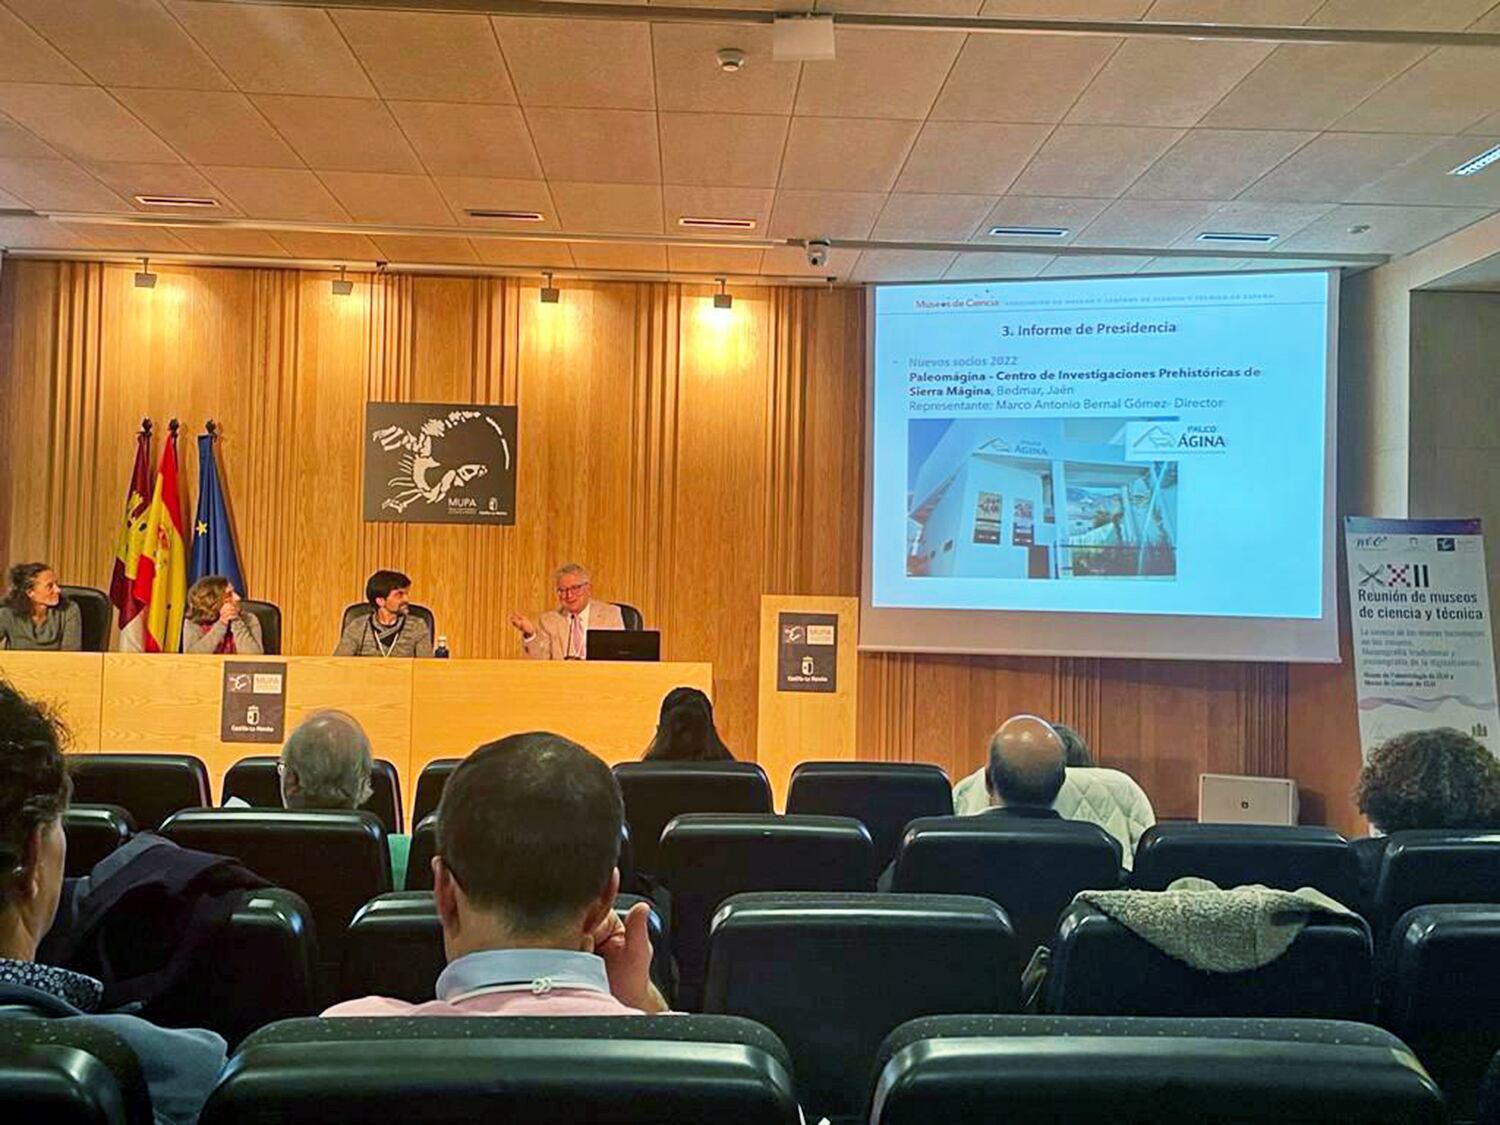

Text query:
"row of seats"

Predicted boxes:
[[1, 1010, 1453, 1125]]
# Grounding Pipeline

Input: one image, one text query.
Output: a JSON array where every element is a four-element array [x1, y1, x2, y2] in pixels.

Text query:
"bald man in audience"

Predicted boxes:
[[981, 714, 1068, 818]]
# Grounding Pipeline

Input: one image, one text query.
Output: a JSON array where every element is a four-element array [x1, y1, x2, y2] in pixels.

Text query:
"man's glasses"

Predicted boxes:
[[556, 583, 590, 597]]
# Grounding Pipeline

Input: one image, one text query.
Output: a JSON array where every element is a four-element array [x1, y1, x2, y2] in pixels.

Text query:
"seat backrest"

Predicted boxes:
[[62, 805, 134, 877], [786, 762, 953, 874], [59, 585, 111, 652], [1046, 900, 1373, 1020], [617, 602, 644, 631], [1132, 823, 1361, 905], [160, 808, 389, 982], [0, 1017, 153, 1125], [70, 754, 211, 830], [411, 758, 460, 826], [237, 600, 282, 655], [892, 815, 1121, 957], [615, 761, 774, 875], [704, 892, 1018, 1120], [1382, 903, 1500, 1121], [870, 1015, 1445, 1125], [340, 602, 437, 642], [143, 886, 318, 1049], [221, 756, 404, 835], [205, 1015, 798, 1125], [403, 815, 635, 904], [659, 813, 874, 1010], [1374, 830, 1500, 942]]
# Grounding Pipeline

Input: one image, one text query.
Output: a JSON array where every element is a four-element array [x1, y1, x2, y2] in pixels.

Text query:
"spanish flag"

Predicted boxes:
[[109, 419, 153, 635], [130, 420, 187, 654]]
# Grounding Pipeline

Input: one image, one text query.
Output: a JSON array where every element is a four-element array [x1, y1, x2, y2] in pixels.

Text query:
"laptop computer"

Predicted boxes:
[[586, 629, 661, 662]]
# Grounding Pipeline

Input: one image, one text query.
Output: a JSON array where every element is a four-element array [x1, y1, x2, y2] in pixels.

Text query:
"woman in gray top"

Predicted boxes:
[[0, 563, 81, 651], [181, 575, 263, 654]]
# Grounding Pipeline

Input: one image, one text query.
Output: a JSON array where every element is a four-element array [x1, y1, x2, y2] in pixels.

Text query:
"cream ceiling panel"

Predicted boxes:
[[653, 25, 801, 115], [112, 89, 302, 169], [7, 0, 229, 89], [895, 121, 1051, 194], [1240, 132, 1448, 201], [526, 107, 661, 184], [793, 29, 965, 121], [0, 84, 179, 164], [252, 96, 421, 174], [1335, 48, 1500, 134], [389, 102, 542, 179], [319, 172, 455, 226], [569, 242, 669, 271], [1008, 125, 1183, 197], [0, 6, 89, 85], [1074, 199, 1220, 246], [871, 193, 996, 240], [1066, 39, 1274, 127], [767, 189, 888, 239], [1127, 129, 1314, 200], [974, 196, 1113, 243], [1201, 44, 1426, 131], [434, 177, 559, 228], [199, 166, 350, 221], [164, 2, 375, 97], [659, 113, 789, 188], [662, 184, 775, 233], [1277, 202, 1489, 254], [942, 251, 1054, 279], [333, 11, 516, 104], [931, 34, 1121, 123], [493, 17, 655, 109], [550, 181, 664, 233], [852, 249, 960, 280], [778, 117, 920, 192], [0, 157, 125, 210]]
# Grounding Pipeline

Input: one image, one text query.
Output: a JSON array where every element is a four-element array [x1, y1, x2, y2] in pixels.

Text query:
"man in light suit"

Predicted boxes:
[[510, 563, 626, 660]]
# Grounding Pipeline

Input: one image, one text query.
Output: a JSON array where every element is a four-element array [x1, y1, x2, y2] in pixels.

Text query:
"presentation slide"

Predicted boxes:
[[864, 270, 1339, 662]]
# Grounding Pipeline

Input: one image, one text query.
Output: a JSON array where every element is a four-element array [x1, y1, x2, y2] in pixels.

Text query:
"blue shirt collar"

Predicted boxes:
[[435, 948, 612, 1002]]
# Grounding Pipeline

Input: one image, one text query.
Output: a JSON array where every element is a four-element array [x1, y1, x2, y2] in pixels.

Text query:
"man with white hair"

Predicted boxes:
[[508, 563, 627, 660], [280, 709, 374, 811]]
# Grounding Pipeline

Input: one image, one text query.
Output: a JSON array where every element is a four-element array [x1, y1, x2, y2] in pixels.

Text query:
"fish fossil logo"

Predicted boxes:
[[371, 409, 512, 514]]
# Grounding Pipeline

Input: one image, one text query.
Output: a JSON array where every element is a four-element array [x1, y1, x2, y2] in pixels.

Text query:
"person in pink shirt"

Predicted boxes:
[[324, 731, 668, 1018]]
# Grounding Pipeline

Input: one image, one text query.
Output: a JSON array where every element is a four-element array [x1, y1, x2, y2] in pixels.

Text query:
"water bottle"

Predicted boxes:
[[434, 635, 450, 659]]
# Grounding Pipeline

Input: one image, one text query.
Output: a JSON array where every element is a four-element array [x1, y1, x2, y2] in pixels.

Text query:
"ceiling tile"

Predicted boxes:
[[0, 115, 56, 159], [270, 231, 381, 260], [1353, 136, 1500, 206], [1040, 253, 1146, 276], [1067, 39, 1273, 127], [333, 11, 516, 104], [0, 84, 179, 164], [979, 0, 1149, 13], [662, 185, 774, 235], [1239, 132, 1448, 202], [435, 177, 559, 228], [550, 181, 664, 233], [1201, 44, 1426, 131], [8, 0, 230, 89], [768, 189, 887, 239], [525, 107, 660, 184], [111, 89, 302, 169], [820, 0, 982, 14], [1173, 200, 1334, 244], [794, 29, 964, 121], [0, 6, 89, 84], [665, 245, 766, 274], [369, 235, 480, 265], [1142, 0, 1321, 18], [569, 243, 668, 271], [469, 238, 575, 268], [1334, 48, 1500, 134], [1127, 129, 1315, 200], [252, 96, 421, 174], [1308, 0, 1495, 29], [1277, 203, 1488, 255], [0, 183, 25, 209], [1074, 199, 1220, 247], [60, 223, 188, 253], [1008, 125, 1183, 197], [85, 161, 243, 214], [163, 2, 374, 96], [974, 196, 1113, 243], [853, 249, 959, 281], [931, 35, 1121, 123], [0, 217, 96, 249], [0, 157, 124, 210], [779, 118, 919, 192], [171, 228, 288, 257], [493, 17, 654, 109], [388, 102, 541, 179], [318, 172, 454, 226], [871, 193, 995, 240], [895, 121, 1050, 194], [653, 25, 800, 115], [200, 166, 349, 222], [942, 251, 1054, 279], [759, 243, 861, 277], [660, 112, 788, 188], [1137, 255, 1251, 273]]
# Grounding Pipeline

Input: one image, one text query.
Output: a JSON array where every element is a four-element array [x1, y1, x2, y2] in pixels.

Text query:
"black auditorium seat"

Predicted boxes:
[[70, 754, 210, 831], [891, 815, 1121, 958], [1372, 829, 1500, 947], [62, 804, 134, 877], [237, 599, 282, 655], [1046, 899, 1373, 1020], [59, 585, 111, 653], [160, 807, 389, 985], [0, 1016, 154, 1125], [411, 758, 461, 826], [614, 761, 773, 876], [1130, 823, 1362, 905], [1381, 903, 1500, 1121], [202, 1015, 799, 1125], [144, 886, 318, 1048], [786, 762, 953, 875], [658, 813, 874, 1010], [221, 755, 404, 834], [703, 892, 1018, 1123], [869, 1015, 1445, 1125], [339, 602, 437, 644]]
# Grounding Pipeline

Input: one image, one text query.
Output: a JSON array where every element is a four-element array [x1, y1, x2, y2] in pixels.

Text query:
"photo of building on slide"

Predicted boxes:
[[907, 418, 1178, 580]]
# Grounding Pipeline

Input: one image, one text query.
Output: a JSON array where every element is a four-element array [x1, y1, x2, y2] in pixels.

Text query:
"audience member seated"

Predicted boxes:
[[643, 687, 734, 762], [324, 731, 667, 1017], [953, 720, 1154, 868], [1353, 727, 1500, 899], [0, 562, 81, 651], [0, 679, 225, 1125], [181, 576, 263, 655], [334, 570, 433, 658]]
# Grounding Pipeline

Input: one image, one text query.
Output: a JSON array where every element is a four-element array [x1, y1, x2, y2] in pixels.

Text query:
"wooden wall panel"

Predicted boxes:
[[0, 259, 1365, 827]]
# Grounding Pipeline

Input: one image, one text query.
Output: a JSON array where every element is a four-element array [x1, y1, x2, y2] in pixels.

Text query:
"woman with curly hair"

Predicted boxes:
[[181, 575, 262, 655], [1356, 727, 1500, 832], [0, 562, 81, 651]]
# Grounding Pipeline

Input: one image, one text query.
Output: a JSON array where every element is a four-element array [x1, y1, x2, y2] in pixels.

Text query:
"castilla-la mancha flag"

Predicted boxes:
[[130, 421, 188, 653], [109, 420, 153, 638]]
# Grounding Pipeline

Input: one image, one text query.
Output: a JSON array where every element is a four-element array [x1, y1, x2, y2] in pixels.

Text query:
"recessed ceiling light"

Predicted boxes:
[[679, 216, 757, 231], [1195, 231, 1279, 245], [465, 208, 545, 222], [134, 194, 219, 208], [1449, 143, 1500, 177], [988, 226, 1069, 238]]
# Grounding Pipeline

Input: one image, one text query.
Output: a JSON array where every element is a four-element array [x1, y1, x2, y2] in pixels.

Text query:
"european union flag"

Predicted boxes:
[[189, 427, 245, 595]]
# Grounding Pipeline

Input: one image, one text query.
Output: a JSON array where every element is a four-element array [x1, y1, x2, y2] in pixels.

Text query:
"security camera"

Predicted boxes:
[[806, 238, 831, 268]]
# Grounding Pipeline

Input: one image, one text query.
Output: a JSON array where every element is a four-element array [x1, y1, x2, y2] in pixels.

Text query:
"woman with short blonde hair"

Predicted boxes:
[[181, 575, 263, 655]]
